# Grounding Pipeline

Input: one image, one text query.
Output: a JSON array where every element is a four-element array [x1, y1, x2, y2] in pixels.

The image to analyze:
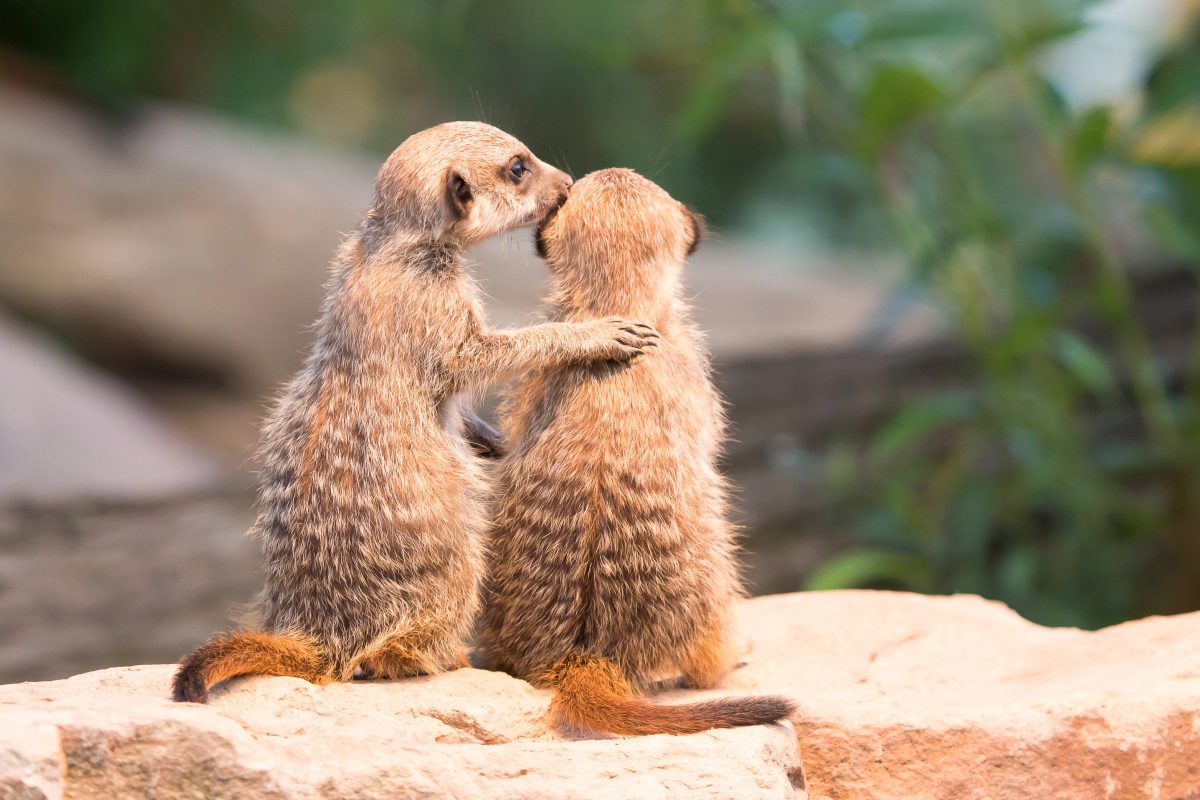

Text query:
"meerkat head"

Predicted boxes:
[[367, 122, 572, 249], [535, 168, 706, 317]]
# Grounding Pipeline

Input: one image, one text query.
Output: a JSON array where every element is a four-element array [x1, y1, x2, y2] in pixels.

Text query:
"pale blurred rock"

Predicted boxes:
[[0, 83, 373, 396], [0, 313, 223, 505], [2, 591, 1198, 799]]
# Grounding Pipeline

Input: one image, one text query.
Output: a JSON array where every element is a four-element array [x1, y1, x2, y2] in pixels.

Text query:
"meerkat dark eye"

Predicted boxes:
[[509, 158, 528, 181]]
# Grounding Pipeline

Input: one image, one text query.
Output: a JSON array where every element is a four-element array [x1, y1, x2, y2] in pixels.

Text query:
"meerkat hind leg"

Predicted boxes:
[[678, 618, 738, 690], [358, 629, 468, 680], [358, 650, 432, 680]]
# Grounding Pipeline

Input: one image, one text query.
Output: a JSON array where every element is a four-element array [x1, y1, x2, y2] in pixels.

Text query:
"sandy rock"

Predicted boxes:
[[0, 660, 802, 800], [2, 591, 1198, 799], [737, 592, 1200, 800]]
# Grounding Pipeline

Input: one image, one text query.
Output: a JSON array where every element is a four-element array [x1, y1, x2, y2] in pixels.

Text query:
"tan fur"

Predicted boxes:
[[478, 168, 794, 735], [173, 125, 656, 703]]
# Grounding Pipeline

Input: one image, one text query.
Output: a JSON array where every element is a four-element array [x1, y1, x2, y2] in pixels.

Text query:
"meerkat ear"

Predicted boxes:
[[684, 204, 708, 256], [445, 170, 473, 221]]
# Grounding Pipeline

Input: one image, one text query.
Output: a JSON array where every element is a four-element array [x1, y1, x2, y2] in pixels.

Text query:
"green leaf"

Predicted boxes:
[[805, 549, 935, 592], [1069, 106, 1111, 175], [859, 7, 983, 44], [675, 26, 773, 148], [870, 391, 976, 462], [1144, 204, 1200, 265], [858, 63, 946, 158], [1052, 331, 1116, 396], [985, 1, 1090, 60]]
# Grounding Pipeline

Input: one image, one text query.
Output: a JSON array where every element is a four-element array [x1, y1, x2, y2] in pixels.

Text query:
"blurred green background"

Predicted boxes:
[[2, 0, 1198, 633]]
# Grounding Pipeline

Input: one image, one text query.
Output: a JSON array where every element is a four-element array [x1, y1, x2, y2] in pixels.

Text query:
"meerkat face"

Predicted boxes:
[[535, 168, 706, 278], [371, 122, 572, 248]]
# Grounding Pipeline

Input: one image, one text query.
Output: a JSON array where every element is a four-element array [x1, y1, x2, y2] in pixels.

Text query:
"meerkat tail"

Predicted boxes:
[[172, 631, 330, 703], [543, 653, 795, 737]]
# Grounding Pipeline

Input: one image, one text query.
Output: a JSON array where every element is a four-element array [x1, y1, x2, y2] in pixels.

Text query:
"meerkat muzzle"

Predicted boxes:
[[534, 191, 570, 256]]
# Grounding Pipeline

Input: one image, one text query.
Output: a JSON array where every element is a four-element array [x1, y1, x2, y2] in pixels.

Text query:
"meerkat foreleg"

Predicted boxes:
[[454, 319, 658, 388], [677, 614, 738, 690]]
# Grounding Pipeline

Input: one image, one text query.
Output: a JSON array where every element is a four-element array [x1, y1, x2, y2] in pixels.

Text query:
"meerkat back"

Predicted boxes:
[[483, 169, 745, 691]]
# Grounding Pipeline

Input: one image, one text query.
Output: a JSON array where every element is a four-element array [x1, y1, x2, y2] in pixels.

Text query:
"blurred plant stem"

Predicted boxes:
[[1188, 298, 1200, 410], [995, 8, 1200, 612], [997, 29, 1179, 454]]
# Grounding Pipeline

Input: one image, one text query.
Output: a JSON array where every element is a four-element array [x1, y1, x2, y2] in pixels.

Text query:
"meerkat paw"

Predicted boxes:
[[587, 317, 660, 362]]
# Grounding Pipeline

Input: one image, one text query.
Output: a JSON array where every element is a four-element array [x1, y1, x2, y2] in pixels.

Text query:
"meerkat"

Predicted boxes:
[[172, 125, 658, 703], [477, 168, 795, 736]]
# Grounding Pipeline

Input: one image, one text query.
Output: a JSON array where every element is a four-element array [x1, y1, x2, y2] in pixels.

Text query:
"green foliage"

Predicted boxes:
[[789, 1, 1200, 628], [0, 0, 809, 225], [806, 549, 935, 593]]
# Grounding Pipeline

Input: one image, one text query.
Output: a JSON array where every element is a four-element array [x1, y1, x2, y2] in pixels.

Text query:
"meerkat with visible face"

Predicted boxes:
[[478, 168, 794, 736], [172, 125, 657, 703]]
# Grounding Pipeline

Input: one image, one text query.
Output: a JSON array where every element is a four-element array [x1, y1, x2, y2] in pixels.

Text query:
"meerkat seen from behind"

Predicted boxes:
[[172, 125, 658, 703], [478, 168, 794, 736]]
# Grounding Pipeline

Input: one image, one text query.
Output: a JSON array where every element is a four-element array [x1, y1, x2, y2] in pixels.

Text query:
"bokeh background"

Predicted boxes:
[[1, 0, 1197, 682]]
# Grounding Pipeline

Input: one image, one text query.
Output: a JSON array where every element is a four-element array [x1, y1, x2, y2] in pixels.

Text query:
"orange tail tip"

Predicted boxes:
[[544, 653, 795, 737], [172, 630, 329, 703]]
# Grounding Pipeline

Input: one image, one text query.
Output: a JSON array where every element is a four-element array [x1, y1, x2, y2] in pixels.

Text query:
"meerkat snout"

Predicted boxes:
[[529, 163, 573, 224]]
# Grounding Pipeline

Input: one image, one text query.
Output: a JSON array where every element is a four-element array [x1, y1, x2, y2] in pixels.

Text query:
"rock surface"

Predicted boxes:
[[2, 591, 1198, 799], [0, 666, 801, 800], [774, 592, 1200, 800]]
